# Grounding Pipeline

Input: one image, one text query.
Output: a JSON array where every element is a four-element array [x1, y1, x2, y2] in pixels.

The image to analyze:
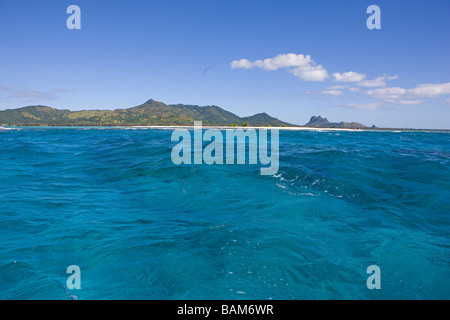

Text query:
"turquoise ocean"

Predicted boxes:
[[0, 127, 448, 299]]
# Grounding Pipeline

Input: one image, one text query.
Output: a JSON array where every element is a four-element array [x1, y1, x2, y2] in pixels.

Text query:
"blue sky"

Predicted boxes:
[[0, 0, 449, 128]]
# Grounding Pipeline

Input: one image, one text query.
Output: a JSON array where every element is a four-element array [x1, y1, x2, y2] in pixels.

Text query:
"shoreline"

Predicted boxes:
[[132, 126, 450, 133], [131, 125, 362, 131], [2, 125, 449, 132]]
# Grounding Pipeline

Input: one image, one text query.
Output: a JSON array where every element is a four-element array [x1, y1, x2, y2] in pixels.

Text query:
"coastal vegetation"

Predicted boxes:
[[0, 99, 293, 127], [0, 99, 376, 129]]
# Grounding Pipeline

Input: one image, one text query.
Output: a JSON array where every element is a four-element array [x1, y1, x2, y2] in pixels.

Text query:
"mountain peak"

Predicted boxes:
[[241, 112, 292, 127], [144, 99, 164, 105], [305, 115, 330, 127], [0, 99, 294, 127], [304, 115, 368, 129], [309, 115, 329, 123], [22, 105, 56, 112]]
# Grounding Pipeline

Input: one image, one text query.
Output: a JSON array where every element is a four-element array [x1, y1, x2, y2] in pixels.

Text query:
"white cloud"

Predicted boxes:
[[387, 75, 399, 80], [345, 102, 382, 110], [319, 85, 350, 96], [358, 74, 398, 88], [409, 82, 450, 97], [230, 59, 253, 69], [367, 87, 407, 99], [384, 99, 422, 105], [328, 85, 349, 90], [231, 53, 329, 81], [253, 53, 313, 71], [358, 77, 386, 87], [290, 64, 329, 81], [333, 71, 366, 83], [321, 89, 343, 96], [231, 53, 450, 106], [367, 82, 450, 100], [340, 98, 420, 109]]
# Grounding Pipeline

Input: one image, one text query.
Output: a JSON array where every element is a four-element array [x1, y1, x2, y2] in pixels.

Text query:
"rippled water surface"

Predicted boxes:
[[0, 127, 449, 299]]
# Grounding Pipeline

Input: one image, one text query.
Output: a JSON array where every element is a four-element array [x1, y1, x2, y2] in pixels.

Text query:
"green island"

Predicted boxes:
[[0, 99, 292, 127], [1, 99, 448, 131]]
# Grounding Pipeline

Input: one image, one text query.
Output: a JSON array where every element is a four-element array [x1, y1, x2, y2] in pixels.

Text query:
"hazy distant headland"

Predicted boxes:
[[0, 98, 446, 131]]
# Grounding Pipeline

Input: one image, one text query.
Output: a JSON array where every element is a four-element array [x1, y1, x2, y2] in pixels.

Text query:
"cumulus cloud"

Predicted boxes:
[[333, 71, 366, 83], [230, 59, 253, 69], [231, 53, 449, 110], [409, 82, 450, 97], [357, 74, 398, 88], [357, 77, 386, 88], [367, 82, 450, 100], [231, 53, 329, 81], [367, 87, 407, 99], [290, 64, 328, 81]]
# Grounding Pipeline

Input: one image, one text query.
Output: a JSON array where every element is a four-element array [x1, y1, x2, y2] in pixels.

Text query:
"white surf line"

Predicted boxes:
[[130, 125, 362, 132]]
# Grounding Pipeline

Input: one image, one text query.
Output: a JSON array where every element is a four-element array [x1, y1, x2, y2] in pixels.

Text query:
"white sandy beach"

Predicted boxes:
[[130, 125, 363, 132]]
